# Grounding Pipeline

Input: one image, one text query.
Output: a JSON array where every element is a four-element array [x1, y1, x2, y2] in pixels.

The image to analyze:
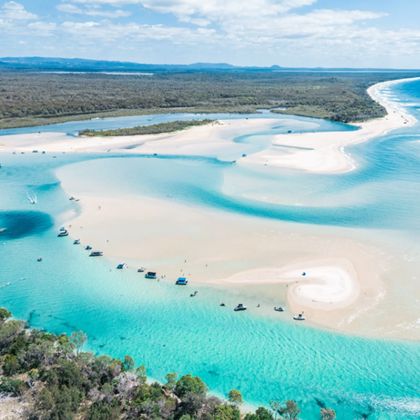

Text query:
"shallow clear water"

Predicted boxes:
[[1, 82, 420, 419]]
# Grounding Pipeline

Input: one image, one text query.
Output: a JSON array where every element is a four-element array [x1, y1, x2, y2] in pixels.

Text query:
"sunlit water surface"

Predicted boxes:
[[1, 81, 420, 419]]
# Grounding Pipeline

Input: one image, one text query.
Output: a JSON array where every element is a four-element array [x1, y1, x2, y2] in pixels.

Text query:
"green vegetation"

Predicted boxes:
[[2, 70, 418, 129], [79, 119, 214, 137], [0, 307, 337, 419]]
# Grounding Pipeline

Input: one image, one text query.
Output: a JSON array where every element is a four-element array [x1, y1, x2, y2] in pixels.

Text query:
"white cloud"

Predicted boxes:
[[57, 2, 131, 18], [0, 1, 37, 20], [2, 0, 420, 67], [59, 20, 218, 44]]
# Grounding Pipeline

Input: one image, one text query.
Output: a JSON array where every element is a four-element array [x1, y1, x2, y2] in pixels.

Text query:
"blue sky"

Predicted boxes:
[[1, 0, 420, 68]]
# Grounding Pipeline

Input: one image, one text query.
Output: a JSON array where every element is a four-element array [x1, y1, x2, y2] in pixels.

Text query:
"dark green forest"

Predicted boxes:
[[1, 71, 416, 129], [79, 120, 214, 137]]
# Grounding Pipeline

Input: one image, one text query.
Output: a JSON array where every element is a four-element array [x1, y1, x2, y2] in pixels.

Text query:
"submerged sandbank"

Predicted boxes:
[[53, 163, 420, 341]]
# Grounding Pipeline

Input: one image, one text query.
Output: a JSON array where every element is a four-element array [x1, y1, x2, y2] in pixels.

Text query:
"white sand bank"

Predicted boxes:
[[0, 118, 277, 159], [218, 259, 360, 310], [239, 77, 420, 173]]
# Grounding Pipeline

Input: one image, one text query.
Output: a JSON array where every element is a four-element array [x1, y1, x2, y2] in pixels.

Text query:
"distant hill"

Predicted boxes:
[[0, 57, 245, 73], [2, 56, 419, 74]]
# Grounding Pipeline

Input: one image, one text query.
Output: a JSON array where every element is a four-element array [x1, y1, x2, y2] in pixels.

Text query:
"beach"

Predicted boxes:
[[2, 77, 420, 340], [238, 77, 420, 173], [1, 78, 418, 175]]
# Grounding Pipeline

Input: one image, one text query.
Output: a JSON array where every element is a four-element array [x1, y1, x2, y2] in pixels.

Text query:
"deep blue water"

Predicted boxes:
[[0, 81, 420, 419]]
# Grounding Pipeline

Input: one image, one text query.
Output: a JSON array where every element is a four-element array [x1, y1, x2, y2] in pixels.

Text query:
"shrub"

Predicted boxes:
[[175, 374, 207, 398]]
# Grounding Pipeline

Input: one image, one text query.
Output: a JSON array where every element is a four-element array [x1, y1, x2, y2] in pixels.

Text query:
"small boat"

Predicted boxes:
[[234, 303, 247, 312], [89, 251, 103, 257], [37, 257, 43, 262], [73, 239, 80, 245], [57, 230, 69, 237], [190, 291, 198, 297], [220, 303, 226, 307], [59, 227, 66, 232], [0, 227, 7, 234], [274, 306, 284, 312], [293, 312, 305, 321], [27, 192, 37, 205], [116, 263, 126, 270], [137, 267, 145, 273], [145, 271, 157, 279], [85, 245, 92, 250], [176, 277, 188, 285]]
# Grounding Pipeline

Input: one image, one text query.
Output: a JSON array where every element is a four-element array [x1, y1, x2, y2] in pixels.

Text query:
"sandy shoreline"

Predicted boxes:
[[3, 77, 420, 340], [53, 172, 420, 340], [238, 77, 420, 173], [1, 77, 418, 175]]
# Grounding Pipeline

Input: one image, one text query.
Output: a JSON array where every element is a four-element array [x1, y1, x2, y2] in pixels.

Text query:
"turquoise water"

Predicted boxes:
[[1, 83, 420, 418]]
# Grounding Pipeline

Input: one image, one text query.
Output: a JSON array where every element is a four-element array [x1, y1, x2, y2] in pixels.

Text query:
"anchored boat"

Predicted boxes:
[[89, 251, 103, 257], [176, 277, 188, 285], [293, 312, 305, 321]]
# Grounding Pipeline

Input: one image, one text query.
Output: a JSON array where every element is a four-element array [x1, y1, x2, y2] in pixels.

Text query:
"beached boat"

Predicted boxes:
[[89, 251, 103, 257], [116, 263, 126, 270], [145, 271, 157, 279], [57, 229, 69, 237], [176, 277, 188, 285], [73, 239, 80, 245], [274, 306, 284, 312], [234, 303, 247, 311], [137, 267, 145, 273], [293, 312, 305, 321], [85, 245, 92, 250]]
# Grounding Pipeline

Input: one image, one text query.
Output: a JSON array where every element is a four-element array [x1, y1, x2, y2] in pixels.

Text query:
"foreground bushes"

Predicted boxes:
[[0, 308, 335, 419]]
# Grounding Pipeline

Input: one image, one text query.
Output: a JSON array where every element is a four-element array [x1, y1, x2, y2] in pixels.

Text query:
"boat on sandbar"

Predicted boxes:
[[145, 271, 157, 279], [89, 251, 103, 257], [234, 303, 247, 312], [293, 312, 305, 321], [176, 277, 188, 285]]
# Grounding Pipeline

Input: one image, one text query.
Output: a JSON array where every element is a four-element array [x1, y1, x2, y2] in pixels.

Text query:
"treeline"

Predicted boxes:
[[79, 119, 214, 137], [0, 308, 337, 419], [1, 70, 415, 129]]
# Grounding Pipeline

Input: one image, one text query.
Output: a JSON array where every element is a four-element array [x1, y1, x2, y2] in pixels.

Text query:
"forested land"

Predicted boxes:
[[79, 119, 214, 137], [0, 70, 418, 129]]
